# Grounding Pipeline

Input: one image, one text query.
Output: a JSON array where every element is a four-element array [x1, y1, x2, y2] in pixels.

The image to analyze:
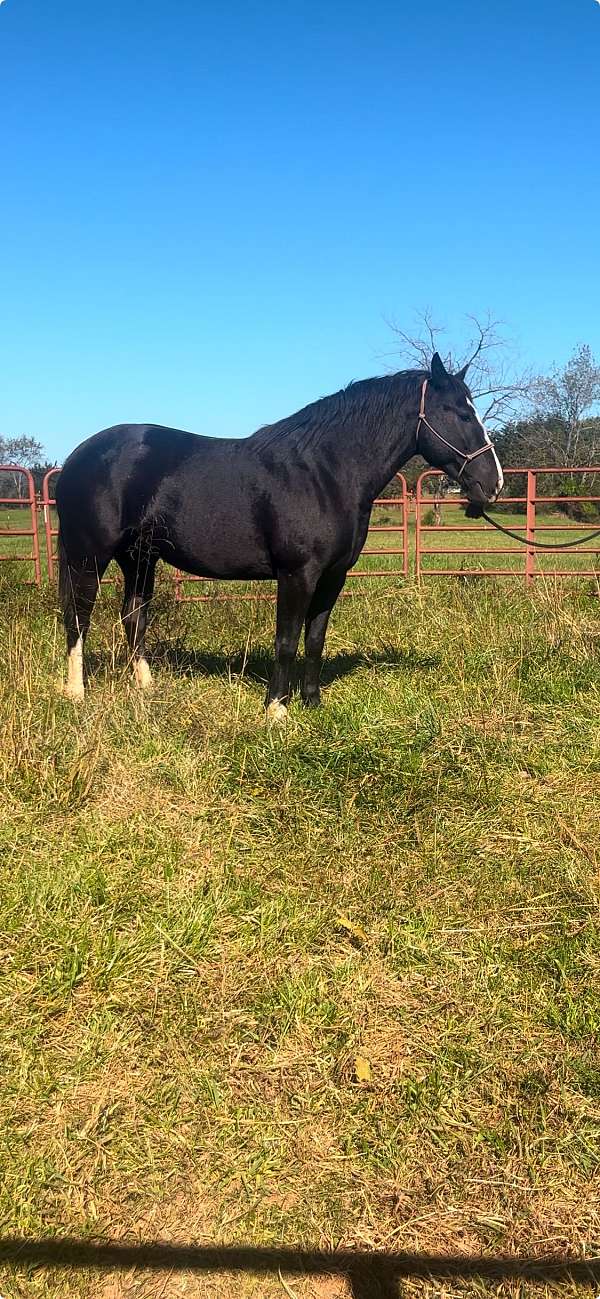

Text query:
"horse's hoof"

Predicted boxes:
[[266, 700, 288, 725]]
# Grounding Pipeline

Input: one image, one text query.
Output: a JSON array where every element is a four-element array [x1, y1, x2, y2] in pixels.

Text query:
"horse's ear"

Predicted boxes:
[[430, 352, 450, 388], [455, 362, 469, 382]]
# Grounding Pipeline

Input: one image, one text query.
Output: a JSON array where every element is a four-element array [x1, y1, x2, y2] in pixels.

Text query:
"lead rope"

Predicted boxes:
[[417, 380, 600, 552], [481, 511, 600, 551]]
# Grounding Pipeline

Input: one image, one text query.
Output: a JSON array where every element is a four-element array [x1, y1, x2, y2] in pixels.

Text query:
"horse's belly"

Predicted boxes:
[[155, 539, 275, 582]]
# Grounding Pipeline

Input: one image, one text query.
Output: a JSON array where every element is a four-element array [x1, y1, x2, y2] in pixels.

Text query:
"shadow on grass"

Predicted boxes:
[[1, 1238, 599, 1298], [148, 645, 440, 690]]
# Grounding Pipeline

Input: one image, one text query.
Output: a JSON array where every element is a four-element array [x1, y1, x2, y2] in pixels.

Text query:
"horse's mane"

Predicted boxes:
[[248, 369, 426, 453]]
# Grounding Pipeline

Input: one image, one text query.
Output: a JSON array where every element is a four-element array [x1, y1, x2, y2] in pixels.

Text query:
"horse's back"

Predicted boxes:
[[56, 421, 352, 580], [55, 424, 270, 573], [56, 423, 207, 540], [59, 423, 204, 486]]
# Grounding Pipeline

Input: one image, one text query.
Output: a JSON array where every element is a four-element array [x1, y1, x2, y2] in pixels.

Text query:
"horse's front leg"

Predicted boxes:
[[302, 568, 347, 708], [266, 570, 316, 722]]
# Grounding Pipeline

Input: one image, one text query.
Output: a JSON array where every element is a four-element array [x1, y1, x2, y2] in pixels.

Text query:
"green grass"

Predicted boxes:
[[1, 575, 600, 1299]]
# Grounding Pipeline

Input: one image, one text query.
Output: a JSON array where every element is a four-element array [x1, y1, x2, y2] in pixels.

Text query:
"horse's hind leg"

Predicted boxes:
[[266, 569, 317, 721], [117, 547, 157, 690], [58, 537, 107, 700]]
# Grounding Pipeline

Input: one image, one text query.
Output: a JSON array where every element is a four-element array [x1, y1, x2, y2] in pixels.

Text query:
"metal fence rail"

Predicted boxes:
[[416, 467, 600, 586], [0, 466, 41, 585], [41, 467, 61, 582]]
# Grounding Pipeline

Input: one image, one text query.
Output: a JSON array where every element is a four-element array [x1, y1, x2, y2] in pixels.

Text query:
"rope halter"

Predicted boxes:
[[415, 379, 496, 479]]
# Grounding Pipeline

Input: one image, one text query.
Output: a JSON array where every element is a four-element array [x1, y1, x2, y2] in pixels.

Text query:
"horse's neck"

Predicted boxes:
[[319, 397, 418, 503]]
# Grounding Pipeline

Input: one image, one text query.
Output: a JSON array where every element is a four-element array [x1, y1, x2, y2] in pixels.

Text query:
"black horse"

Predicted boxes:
[[56, 353, 503, 717]]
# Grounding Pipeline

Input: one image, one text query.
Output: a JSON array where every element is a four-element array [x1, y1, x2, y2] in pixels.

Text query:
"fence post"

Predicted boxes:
[[415, 474, 423, 581], [42, 469, 60, 581], [526, 469, 536, 588], [397, 473, 409, 578], [25, 471, 42, 586]]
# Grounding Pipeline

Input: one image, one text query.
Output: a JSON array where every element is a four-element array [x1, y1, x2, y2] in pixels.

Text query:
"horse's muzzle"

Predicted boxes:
[[464, 500, 485, 518]]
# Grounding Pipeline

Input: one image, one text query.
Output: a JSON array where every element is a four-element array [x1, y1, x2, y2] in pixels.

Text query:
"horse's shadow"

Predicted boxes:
[[149, 644, 440, 689]]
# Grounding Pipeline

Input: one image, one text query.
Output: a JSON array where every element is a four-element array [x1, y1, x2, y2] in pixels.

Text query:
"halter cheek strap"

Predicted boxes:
[[416, 379, 495, 479]]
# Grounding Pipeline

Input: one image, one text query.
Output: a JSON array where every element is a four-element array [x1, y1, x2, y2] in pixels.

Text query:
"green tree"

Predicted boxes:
[[0, 435, 46, 498], [530, 343, 600, 465], [495, 346, 600, 519]]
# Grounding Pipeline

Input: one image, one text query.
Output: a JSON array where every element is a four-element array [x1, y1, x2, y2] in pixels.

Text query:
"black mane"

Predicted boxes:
[[249, 369, 426, 453]]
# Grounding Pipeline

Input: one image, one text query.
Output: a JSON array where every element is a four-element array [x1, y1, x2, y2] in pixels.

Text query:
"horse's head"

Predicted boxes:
[[416, 353, 503, 516]]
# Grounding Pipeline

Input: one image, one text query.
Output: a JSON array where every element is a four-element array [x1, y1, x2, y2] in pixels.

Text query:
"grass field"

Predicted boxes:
[[1, 570, 600, 1299]]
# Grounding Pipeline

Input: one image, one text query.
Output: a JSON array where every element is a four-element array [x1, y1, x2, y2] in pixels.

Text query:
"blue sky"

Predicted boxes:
[[1, 0, 599, 462]]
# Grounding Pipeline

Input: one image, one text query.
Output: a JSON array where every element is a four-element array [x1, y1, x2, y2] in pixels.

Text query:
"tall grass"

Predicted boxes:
[[1, 574, 600, 1298]]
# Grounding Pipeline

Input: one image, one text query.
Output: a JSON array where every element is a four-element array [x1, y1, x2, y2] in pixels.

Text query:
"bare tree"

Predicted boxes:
[[386, 309, 534, 429]]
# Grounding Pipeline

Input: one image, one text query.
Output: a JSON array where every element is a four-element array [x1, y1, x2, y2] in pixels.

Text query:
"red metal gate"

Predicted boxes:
[[0, 466, 42, 585], [41, 468, 61, 582], [416, 467, 600, 585], [5, 462, 600, 593]]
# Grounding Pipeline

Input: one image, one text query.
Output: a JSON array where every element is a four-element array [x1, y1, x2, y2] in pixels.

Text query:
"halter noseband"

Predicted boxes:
[[416, 379, 496, 479]]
